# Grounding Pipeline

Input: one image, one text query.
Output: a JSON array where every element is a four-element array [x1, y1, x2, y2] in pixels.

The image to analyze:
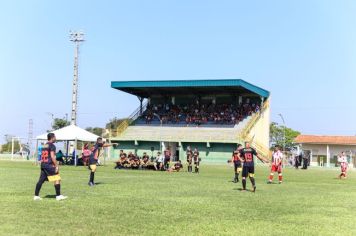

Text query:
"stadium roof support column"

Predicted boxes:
[[137, 97, 144, 115], [326, 145, 330, 168]]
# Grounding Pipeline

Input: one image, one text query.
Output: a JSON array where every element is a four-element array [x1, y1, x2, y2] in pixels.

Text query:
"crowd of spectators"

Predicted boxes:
[[143, 102, 260, 126], [114, 149, 183, 172]]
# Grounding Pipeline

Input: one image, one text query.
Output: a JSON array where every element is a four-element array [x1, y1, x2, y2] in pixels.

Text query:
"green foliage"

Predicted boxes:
[[85, 127, 104, 136], [51, 118, 70, 131], [1, 141, 20, 153], [105, 117, 126, 129], [1, 162, 356, 235], [270, 122, 300, 150]]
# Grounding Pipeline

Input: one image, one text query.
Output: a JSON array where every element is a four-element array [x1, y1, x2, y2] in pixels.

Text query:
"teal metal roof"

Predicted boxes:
[[111, 79, 270, 98]]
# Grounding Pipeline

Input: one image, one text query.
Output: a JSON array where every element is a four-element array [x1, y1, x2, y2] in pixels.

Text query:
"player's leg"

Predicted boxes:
[[233, 163, 238, 183], [195, 161, 199, 173], [241, 166, 248, 191], [34, 169, 47, 200], [278, 165, 283, 184], [89, 164, 97, 186], [268, 165, 275, 184], [249, 166, 256, 192]]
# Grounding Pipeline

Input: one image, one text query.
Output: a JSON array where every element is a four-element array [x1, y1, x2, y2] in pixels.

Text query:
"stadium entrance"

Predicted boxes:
[[110, 79, 270, 163]]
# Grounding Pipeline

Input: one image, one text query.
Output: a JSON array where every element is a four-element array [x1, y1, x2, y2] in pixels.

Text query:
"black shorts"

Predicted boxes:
[[41, 164, 56, 176], [242, 165, 255, 178], [234, 162, 242, 171]]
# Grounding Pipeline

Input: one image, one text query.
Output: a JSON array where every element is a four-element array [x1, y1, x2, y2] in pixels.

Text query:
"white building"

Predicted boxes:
[[295, 135, 356, 168]]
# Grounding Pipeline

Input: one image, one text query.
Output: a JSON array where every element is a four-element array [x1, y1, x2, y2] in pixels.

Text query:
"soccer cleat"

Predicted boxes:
[[56, 195, 68, 201], [252, 186, 256, 193], [33, 196, 42, 201], [267, 181, 272, 184], [88, 182, 95, 187]]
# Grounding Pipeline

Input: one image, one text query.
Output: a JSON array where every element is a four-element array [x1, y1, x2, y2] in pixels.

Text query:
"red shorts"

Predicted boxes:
[[271, 164, 282, 173], [341, 163, 348, 173]]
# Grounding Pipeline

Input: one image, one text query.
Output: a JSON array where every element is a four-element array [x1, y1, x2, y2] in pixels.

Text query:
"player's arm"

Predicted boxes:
[[237, 153, 244, 162], [50, 150, 58, 172], [256, 153, 269, 163], [103, 142, 118, 148]]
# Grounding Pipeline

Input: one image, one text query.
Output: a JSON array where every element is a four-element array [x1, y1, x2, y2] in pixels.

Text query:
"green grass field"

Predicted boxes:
[[1, 161, 356, 236]]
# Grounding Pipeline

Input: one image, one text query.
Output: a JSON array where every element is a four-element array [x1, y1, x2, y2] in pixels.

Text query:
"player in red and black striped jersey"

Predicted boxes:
[[34, 133, 67, 201], [193, 148, 200, 173], [186, 146, 193, 173], [239, 142, 269, 192], [231, 144, 243, 183]]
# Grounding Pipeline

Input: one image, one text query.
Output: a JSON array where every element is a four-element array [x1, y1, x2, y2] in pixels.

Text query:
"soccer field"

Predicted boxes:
[[1, 161, 355, 236]]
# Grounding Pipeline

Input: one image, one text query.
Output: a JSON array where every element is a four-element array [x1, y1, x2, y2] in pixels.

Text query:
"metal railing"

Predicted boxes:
[[237, 100, 270, 157], [110, 100, 148, 138]]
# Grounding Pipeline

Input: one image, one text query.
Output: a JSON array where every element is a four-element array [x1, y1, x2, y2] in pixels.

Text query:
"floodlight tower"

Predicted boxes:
[[69, 31, 85, 126]]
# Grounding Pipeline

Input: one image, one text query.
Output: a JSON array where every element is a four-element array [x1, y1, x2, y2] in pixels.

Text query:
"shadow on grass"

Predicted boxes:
[[44, 195, 56, 199], [233, 188, 253, 192]]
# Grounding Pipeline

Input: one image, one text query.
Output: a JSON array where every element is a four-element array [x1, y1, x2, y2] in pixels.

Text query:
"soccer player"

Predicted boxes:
[[193, 148, 200, 173], [231, 144, 243, 183], [168, 160, 184, 172], [164, 147, 171, 170], [240, 142, 269, 192], [186, 146, 193, 173], [268, 145, 284, 184], [338, 152, 348, 179], [34, 133, 67, 201], [88, 138, 115, 186]]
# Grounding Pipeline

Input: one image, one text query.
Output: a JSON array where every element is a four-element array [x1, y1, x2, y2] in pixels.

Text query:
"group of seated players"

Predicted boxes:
[[114, 149, 184, 172], [143, 102, 260, 126], [114, 146, 201, 173]]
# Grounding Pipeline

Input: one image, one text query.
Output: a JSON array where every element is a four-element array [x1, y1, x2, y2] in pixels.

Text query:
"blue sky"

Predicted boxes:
[[1, 0, 356, 142]]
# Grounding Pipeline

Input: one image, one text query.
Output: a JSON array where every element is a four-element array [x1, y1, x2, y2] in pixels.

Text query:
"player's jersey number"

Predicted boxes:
[[244, 153, 253, 162], [41, 150, 49, 163]]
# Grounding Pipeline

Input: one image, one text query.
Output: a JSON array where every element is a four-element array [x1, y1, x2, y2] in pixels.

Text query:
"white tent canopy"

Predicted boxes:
[[36, 124, 99, 142]]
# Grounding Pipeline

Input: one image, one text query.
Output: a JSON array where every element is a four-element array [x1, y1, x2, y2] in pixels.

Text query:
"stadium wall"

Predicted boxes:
[[111, 141, 236, 163]]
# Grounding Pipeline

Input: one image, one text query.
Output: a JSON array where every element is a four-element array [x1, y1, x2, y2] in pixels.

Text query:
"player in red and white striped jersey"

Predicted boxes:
[[338, 152, 348, 179], [268, 146, 284, 184]]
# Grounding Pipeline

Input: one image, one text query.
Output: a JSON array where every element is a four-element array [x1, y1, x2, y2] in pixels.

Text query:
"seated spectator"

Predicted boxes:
[[156, 152, 164, 171], [56, 150, 65, 165], [141, 152, 157, 170], [115, 150, 127, 169]]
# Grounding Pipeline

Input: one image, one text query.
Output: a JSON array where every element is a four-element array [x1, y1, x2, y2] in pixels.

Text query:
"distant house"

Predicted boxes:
[[295, 135, 356, 168]]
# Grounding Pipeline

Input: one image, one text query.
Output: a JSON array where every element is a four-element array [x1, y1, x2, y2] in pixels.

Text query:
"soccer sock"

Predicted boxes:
[[278, 174, 283, 182], [269, 173, 274, 181], [250, 177, 256, 187], [242, 178, 246, 189], [90, 172, 95, 183], [54, 184, 61, 196], [235, 172, 239, 181]]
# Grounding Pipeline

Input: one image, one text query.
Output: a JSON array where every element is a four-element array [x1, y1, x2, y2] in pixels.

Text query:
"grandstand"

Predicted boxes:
[[110, 79, 270, 162]]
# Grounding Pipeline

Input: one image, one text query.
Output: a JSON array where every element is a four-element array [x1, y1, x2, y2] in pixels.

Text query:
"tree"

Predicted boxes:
[[105, 117, 126, 130], [270, 122, 300, 150], [85, 127, 104, 137], [51, 118, 70, 131], [1, 140, 20, 153]]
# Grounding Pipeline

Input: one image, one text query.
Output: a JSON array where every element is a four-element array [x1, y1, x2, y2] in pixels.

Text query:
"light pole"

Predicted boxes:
[[69, 31, 85, 126], [278, 113, 286, 152]]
